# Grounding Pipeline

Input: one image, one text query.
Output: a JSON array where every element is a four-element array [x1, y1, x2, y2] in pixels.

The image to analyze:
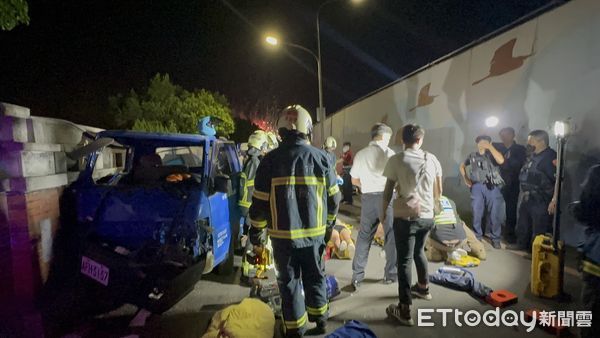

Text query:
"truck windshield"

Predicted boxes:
[[155, 146, 204, 170]]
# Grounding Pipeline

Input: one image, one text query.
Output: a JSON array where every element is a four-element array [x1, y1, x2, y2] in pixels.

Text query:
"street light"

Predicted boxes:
[[316, 0, 365, 141], [264, 0, 365, 143], [265, 36, 278, 46]]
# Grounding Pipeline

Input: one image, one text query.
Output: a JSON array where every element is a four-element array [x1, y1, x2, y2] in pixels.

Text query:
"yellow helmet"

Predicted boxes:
[[248, 132, 267, 150], [276, 105, 313, 136], [324, 136, 337, 150], [266, 132, 279, 150]]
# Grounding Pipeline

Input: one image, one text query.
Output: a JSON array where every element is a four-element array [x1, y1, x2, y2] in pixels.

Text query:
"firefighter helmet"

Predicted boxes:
[[276, 105, 313, 137], [266, 132, 279, 150], [248, 132, 267, 150], [324, 136, 337, 150]]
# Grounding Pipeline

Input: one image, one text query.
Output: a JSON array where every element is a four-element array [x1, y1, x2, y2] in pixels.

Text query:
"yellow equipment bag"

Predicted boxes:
[[202, 298, 275, 338], [530, 234, 565, 298]]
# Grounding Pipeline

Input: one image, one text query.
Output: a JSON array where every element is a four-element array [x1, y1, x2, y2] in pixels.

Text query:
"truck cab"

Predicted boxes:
[[68, 130, 241, 313]]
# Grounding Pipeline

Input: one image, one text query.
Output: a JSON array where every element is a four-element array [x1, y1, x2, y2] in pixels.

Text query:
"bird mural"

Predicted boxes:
[[408, 83, 438, 112], [472, 38, 534, 86]]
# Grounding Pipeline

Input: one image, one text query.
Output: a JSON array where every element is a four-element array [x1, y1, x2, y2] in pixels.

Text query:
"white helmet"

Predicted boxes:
[[324, 136, 337, 150], [276, 105, 313, 137]]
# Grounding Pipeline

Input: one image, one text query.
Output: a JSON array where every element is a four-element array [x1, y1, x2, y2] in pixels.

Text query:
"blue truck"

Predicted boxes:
[[62, 130, 242, 314]]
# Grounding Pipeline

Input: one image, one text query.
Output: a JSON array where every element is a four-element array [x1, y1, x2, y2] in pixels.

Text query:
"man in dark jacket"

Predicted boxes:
[[249, 105, 341, 337], [493, 127, 526, 243]]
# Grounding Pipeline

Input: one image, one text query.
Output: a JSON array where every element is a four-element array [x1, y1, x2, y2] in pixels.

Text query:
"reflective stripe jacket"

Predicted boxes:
[[238, 147, 262, 216], [249, 132, 341, 248]]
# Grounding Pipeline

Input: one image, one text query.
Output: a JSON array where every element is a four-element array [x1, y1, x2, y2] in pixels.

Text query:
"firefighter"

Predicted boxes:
[[238, 131, 268, 244], [266, 131, 279, 151], [249, 105, 341, 337]]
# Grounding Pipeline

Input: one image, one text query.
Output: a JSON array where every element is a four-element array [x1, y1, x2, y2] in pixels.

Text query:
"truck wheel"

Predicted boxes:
[[216, 235, 234, 275]]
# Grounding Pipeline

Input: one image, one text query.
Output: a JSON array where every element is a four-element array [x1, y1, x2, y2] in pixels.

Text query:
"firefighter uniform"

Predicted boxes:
[[249, 112, 341, 335], [515, 147, 557, 249], [239, 147, 262, 219], [239, 133, 267, 236]]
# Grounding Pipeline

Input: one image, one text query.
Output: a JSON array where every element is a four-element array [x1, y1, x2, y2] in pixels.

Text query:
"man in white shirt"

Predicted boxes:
[[350, 123, 397, 291], [382, 124, 443, 327]]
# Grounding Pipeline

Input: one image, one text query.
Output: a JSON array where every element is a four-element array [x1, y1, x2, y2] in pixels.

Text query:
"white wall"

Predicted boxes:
[[317, 0, 600, 245]]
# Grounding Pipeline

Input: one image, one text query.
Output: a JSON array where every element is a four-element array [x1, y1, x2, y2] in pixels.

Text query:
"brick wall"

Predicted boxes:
[[0, 102, 112, 337]]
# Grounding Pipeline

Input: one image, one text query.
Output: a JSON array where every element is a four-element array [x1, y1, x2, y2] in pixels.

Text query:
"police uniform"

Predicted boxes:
[[463, 151, 506, 245], [515, 147, 556, 249], [239, 147, 262, 233], [249, 131, 341, 336], [493, 142, 527, 241]]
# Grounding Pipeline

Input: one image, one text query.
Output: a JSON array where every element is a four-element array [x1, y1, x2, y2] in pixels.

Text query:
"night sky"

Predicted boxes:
[[1, 0, 558, 129]]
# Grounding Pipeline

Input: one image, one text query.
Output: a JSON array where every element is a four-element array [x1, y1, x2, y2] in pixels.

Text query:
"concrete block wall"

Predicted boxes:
[[0, 102, 116, 336]]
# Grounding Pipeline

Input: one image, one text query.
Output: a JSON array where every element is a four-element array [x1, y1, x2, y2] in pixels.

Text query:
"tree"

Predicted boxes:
[[0, 0, 30, 31], [108, 74, 235, 136]]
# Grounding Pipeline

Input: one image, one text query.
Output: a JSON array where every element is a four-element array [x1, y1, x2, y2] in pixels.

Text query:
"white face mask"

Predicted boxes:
[[376, 133, 391, 148], [343, 146, 350, 152]]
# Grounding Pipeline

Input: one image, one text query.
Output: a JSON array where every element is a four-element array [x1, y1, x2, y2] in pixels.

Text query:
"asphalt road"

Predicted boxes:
[[79, 205, 585, 338]]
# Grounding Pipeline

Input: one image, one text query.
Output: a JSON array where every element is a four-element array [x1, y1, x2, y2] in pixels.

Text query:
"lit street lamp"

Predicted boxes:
[[265, 0, 365, 142]]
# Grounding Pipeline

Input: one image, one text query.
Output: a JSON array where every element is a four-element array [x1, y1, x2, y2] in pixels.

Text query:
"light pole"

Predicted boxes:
[[265, 36, 321, 123], [316, 0, 364, 141], [265, 0, 365, 143]]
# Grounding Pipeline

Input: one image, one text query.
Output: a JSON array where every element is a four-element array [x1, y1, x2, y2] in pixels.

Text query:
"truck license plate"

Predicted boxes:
[[81, 256, 109, 286]]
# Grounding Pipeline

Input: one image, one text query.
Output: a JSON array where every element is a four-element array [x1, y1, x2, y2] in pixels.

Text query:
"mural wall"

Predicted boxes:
[[316, 0, 600, 246]]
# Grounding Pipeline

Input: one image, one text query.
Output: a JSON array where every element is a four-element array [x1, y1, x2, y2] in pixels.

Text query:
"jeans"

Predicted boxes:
[[394, 218, 434, 305], [471, 183, 505, 243], [351, 193, 397, 282]]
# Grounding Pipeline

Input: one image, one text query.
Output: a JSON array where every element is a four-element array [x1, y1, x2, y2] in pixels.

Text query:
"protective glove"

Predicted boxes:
[[336, 176, 344, 185]]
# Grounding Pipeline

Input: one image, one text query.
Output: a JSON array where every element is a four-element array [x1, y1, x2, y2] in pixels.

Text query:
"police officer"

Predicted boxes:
[[493, 127, 527, 243], [249, 105, 341, 337], [460, 135, 506, 249], [509, 130, 557, 251], [572, 165, 600, 338], [238, 131, 268, 243]]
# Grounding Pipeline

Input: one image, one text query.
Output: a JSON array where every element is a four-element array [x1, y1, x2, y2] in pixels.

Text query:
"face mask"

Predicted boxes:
[[526, 144, 536, 155], [343, 146, 349, 152]]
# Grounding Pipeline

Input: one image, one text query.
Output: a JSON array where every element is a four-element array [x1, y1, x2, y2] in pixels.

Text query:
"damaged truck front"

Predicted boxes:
[[65, 130, 240, 313]]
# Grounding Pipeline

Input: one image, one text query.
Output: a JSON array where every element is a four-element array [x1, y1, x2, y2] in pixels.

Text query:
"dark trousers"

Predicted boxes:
[[342, 167, 353, 203], [581, 272, 600, 338], [471, 183, 505, 243], [272, 241, 328, 335], [516, 193, 552, 249], [351, 193, 397, 282], [394, 218, 434, 305], [501, 183, 520, 240]]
